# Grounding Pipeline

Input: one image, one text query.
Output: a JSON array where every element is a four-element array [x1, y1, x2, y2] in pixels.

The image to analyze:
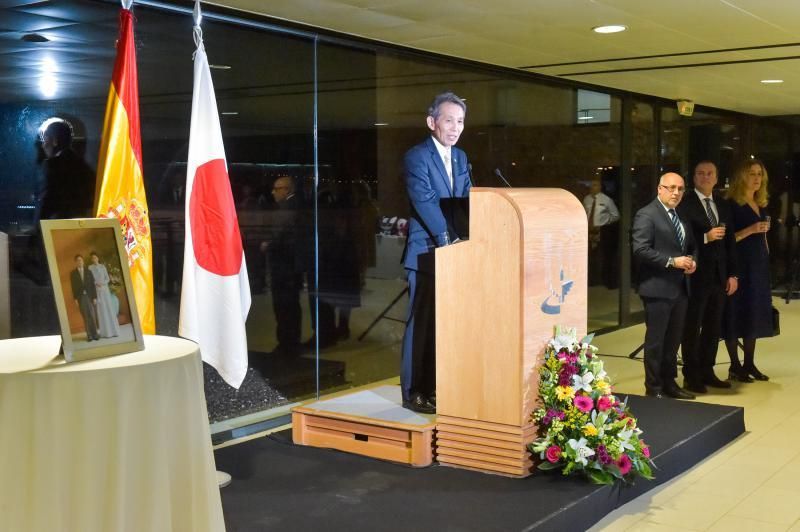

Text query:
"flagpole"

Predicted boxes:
[[191, 0, 233, 491]]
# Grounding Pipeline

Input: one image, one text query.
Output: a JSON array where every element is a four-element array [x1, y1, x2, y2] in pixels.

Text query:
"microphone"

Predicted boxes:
[[494, 168, 512, 188], [467, 163, 475, 188]]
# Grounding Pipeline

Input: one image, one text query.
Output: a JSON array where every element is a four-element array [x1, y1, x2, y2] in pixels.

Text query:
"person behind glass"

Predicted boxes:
[[722, 159, 773, 382], [632, 172, 697, 400], [401, 91, 471, 414], [677, 161, 738, 393], [38, 119, 96, 220], [70, 254, 99, 342], [267, 176, 304, 356], [583, 180, 620, 287], [89, 252, 120, 338]]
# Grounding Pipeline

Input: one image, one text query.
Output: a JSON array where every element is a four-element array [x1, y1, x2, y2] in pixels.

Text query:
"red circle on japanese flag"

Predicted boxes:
[[189, 158, 243, 275]]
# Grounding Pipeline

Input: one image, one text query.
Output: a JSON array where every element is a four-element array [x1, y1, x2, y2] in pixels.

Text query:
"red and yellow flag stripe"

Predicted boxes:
[[95, 8, 155, 334]]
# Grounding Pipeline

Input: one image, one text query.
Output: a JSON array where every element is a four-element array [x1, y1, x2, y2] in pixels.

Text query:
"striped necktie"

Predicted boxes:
[[704, 198, 718, 227], [668, 209, 685, 249]]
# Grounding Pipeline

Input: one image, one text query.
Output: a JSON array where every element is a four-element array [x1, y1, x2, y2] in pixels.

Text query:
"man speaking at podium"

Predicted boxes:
[[401, 91, 472, 414]]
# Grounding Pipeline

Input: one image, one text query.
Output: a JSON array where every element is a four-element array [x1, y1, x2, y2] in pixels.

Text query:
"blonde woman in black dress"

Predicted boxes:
[[722, 159, 772, 382]]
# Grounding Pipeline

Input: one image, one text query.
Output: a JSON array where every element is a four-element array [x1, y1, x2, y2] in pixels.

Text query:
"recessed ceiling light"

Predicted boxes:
[[374, 122, 389, 126], [760, 79, 784, 84], [221, 111, 238, 115], [592, 25, 627, 34], [210, 64, 231, 70]]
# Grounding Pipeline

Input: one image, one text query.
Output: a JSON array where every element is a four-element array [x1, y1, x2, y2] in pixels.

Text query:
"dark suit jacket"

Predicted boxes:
[[39, 149, 96, 220], [676, 190, 737, 288], [268, 194, 304, 283], [402, 136, 471, 271], [632, 198, 697, 299], [70, 267, 97, 301]]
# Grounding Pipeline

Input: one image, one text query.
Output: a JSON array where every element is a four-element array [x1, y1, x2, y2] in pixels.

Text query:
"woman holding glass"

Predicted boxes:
[[722, 159, 773, 382], [89, 251, 120, 338]]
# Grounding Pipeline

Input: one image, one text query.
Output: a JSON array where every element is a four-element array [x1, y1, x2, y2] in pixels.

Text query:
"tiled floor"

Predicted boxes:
[[589, 297, 800, 532]]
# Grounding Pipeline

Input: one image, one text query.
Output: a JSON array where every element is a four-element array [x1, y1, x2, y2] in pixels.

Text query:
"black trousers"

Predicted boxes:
[[641, 294, 688, 393], [681, 281, 725, 383], [271, 274, 302, 349]]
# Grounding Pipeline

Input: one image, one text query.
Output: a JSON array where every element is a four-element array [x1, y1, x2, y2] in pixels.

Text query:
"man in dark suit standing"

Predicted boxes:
[[268, 176, 304, 356], [632, 172, 697, 400], [401, 91, 472, 413], [70, 254, 99, 341], [677, 161, 738, 393]]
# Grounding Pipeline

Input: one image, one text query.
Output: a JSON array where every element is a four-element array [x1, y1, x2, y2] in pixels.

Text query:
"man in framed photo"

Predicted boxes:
[[70, 254, 99, 342]]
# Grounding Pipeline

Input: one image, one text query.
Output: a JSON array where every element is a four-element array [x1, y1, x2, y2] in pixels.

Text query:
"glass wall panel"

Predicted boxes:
[[627, 101, 658, 321]]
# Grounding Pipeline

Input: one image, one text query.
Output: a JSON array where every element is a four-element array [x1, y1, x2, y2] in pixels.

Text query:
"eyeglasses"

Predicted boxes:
[[659, 184, 686, 193]]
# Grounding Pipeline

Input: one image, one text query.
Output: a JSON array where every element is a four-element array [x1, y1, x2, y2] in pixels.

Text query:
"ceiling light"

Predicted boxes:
[[760, 79, 783, 84], [221, 111, 238, 115], [210, 64, 231, 70], [374, 122, 389, 126], [21, 33, 50, 43], [592, 25, 627, 34], [577, 116, 594, 120]]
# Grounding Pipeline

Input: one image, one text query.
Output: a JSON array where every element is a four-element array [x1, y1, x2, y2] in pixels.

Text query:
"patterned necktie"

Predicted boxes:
[[704, 197, 718, 227], [668, 209, 685, 249]]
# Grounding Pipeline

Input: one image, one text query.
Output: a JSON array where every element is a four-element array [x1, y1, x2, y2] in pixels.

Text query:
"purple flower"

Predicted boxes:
[[542, 408, 565, 425], [596, 445, 613, 465]]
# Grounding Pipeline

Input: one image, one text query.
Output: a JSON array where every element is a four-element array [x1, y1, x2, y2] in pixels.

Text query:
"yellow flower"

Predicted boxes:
[[555, 386, 575, 401], [583, 424, 598, 437], [595, 379, 610, 393]]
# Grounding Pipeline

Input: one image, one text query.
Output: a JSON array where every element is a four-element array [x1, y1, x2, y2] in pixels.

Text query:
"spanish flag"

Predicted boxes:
[[95, 7, 154, 334]]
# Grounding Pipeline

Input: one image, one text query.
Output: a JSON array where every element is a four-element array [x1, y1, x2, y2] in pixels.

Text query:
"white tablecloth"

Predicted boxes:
[[0, 335, 225, 532]]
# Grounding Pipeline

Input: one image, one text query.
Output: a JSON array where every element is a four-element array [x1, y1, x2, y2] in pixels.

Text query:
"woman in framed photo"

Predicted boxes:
[[89, 251, 120, 338]]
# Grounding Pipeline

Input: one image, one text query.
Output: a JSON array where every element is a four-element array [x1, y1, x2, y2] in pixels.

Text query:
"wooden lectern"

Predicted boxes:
[[435, 188, 587, 477]]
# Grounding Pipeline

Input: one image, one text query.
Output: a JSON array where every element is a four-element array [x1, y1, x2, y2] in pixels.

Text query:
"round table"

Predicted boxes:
[[0, 335, 225, 532]]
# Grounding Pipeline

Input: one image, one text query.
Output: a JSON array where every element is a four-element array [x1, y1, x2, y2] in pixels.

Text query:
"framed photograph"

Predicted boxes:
[[40, 218, 144, 362]]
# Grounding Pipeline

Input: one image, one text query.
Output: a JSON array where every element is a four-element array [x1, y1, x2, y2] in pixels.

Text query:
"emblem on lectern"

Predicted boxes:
[[541, 268, 574, 315]]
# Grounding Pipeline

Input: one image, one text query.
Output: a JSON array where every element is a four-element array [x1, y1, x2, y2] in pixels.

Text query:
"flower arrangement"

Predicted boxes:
[[529, 327, 654, 485]]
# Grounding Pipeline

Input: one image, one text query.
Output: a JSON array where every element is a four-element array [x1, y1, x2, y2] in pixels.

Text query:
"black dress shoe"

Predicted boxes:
[[645, 390, 664, 399], [683, 380, 707, 394], [728, 368, 754, 383], [664, 386, 695, 400], [743, 365, 769, 381], [703, 375, 732, 389], [402, 393, 435, 414]]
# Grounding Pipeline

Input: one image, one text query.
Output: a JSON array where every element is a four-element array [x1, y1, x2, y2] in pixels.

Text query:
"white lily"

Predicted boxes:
[[572, 371, 594, 392], [567, 437, 595, 466], [618, 428, 635, 451]]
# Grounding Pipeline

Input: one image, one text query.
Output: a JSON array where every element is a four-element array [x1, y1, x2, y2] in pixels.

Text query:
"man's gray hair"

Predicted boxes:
[[427, 91, 466, 119]]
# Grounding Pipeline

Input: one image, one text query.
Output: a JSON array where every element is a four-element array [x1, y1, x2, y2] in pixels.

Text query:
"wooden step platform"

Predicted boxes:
[[435, 415, 536, 477], [292, 385, 435, 467]]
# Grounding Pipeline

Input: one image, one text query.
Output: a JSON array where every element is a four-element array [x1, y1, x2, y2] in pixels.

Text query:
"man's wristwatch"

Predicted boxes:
[[667, 257, 675, 268]]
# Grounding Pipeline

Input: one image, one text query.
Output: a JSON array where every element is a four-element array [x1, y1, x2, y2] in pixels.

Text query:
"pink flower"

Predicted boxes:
[[641, 444, 651, 458], [597, 396, 612, 411], [545, 445, 562, 463], [574, 395, 593, 413], [616, 454, 632, 475]]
